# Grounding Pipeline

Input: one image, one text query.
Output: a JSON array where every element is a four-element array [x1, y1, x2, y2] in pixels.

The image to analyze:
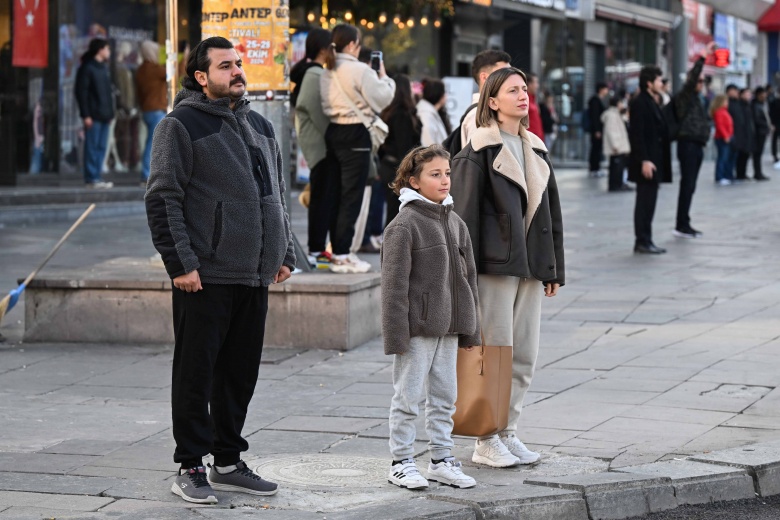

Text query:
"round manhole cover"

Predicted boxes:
[[252, 455, 387, 488]]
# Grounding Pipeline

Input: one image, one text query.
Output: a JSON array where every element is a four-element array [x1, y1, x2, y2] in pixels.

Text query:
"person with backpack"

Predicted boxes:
[[672, 42, 714, 239], [586, 83, 609, 178], [457, 50, 512, 150]]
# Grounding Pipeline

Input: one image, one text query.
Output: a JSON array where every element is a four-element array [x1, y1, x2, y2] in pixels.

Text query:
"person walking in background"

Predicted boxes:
[[293, 28, 337, 269], [751, 86, 771, 181], [711, 94, 734, 186], [136, 40, 167, 185], [525, 72, 544, 142], [769, 86, 780, 169], [451, 67, 564, 469], [460, 50, 512, 147], [378, 74, 422, 227], [75, 38, 114, 189], [382, 144, 480, 491], [540, 90, 558, 151], [146, 36, 295, 504], [734, 88, 755, 182], [628, 66, 671, 255], [321, 24, 395, 273], [418, 78, 449, 146], [587, 83, 609, 178], [601, 97, 632, 192], [672, 42, 714, 239]]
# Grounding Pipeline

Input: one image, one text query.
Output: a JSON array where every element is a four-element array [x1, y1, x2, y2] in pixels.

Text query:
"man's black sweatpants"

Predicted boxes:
[[171, 283, 268, 468]]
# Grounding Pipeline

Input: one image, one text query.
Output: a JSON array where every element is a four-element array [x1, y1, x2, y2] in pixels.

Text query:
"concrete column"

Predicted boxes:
[[672, 14, 689, 93]]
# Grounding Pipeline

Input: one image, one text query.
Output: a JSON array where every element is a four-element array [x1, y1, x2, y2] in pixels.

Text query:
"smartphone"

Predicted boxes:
[[370, 51, 382, 72]]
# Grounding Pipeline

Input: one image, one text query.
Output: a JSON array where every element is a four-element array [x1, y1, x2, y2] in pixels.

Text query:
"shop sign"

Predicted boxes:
[[682, 0, 715, 66], [736, 19, 758, 59], [509, 0, 566, 12], [201, 0, 291, 93], [13, 0, 49, 67]]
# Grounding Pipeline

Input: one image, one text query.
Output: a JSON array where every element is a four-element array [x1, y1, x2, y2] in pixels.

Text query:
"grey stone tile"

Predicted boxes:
[[37, 439, 125, 456], [244, 430, 345, 454], [338, 382, 395, 396], [324, 436, 428, 458], [690, 442, 780, 496], [0, 453, 95, 475], [68, 465, 176, 480], [527, 369, 601, 394], [316, 393, 391, 408], [296, 360, 389, 378], [576, 377, 680, 393], [0, 472, 120, 495], [618, 405, 735, 426], [681, 427, 780, 458], [0, 507, 103, 519], [97, 498, 212, 512], [263, 415, 384, 434], [328, 499, 478, 520], [0, 490, 114, 511], [426, 485, 586, 520], [521, 397, 635, 431], [645, 382, 772, 413], [724, 414, 780, 430], [515, 426, 584, 446]]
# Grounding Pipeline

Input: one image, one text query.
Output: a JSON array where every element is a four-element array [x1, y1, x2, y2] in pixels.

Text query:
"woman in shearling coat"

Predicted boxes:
[[450, 67, 565, 468]]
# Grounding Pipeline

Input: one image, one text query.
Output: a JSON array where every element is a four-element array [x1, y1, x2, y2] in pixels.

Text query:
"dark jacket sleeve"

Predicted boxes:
[[458, 227, 481, 347], [589, 96, 604, 133], [144, 117, 199, 279], [451, 152, 485, 265], [546, 155, 565, 286], [629, 97, 652, 163], [75, 64, 92, 119], [276, 139, 297, 270], [675, 56, 705, 121], [381, 225, 413, 355]]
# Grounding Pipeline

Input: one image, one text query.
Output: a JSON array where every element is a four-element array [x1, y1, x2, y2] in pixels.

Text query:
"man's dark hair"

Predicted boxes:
[[609, 96, 621, 108], [358, 46, 373, 64], [182, 37, 234, 92], [725, 84, 739, 93], [471, 50, 512, 84], [740, 88, 751, 96], [81, 38, 109, 64], [755, 86, 766, 97], [639, 65, 662, 92], [596, 82, 608, 92]]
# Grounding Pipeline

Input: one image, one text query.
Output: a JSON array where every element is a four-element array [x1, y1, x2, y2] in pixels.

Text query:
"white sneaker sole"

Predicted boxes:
[[388, 475, 429, 489], [471, 452, 521, 468], [208, 481, 278, 496], [513, 452, 541, 465], [170, 482, 218, 504], [427, 475, 477, 488], [329, 264, 370, 274]]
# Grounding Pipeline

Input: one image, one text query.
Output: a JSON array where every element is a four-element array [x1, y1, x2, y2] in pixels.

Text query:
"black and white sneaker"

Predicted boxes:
[[388, 459, 429, 489], [207, 461, 279, 496], [171, 466, 218, 504]]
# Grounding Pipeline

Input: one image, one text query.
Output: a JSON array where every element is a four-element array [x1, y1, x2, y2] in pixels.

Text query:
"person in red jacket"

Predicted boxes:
[[526, 72, 545, 142], [711, 94, 734, 186]]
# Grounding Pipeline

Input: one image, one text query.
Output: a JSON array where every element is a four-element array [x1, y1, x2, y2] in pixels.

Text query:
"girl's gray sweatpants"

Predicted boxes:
[[388, 335, 458, 461]]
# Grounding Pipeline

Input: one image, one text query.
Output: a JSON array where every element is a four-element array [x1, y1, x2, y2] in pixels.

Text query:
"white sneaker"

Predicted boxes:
[[427, 457, 476, 488], [472, 435, 521, 468], [86, 181, 113, 189], [329, 253, 371, 274], [500, 434, 541, 464], [717, 179, 732, 186], [773, 160, 780, 170], [388, 459, 428, 489]]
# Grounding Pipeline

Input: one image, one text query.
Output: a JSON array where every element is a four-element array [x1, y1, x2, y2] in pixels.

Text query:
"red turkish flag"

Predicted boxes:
[[13, 0, 49, 68]]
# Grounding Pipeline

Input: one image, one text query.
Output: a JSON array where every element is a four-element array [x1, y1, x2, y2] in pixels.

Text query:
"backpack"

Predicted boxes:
[[442, 103, 478, 155]]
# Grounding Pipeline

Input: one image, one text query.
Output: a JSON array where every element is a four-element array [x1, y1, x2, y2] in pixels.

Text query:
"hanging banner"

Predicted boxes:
[[201, 0, 290, 94], [13, 0, 49, 68]]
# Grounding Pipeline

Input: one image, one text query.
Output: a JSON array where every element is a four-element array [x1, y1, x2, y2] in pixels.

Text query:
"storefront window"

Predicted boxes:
[[540, 18, 585, 161], [605, 21, 658, 95]]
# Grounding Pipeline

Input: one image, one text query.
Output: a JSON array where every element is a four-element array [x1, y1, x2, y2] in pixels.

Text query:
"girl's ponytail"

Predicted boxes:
[[324, 43, 337, 70]]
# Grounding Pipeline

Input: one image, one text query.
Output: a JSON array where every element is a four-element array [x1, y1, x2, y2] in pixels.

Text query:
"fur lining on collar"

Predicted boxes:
[[470, 122, 550, 234]]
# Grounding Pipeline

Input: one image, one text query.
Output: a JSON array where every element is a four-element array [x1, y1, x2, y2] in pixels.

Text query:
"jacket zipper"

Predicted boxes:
[[442, 206, 458, 334]]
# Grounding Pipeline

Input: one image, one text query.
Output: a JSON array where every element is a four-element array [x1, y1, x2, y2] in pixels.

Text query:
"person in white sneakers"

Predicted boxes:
[[381, 145, 480, 490], [451, 67, 565, 469]]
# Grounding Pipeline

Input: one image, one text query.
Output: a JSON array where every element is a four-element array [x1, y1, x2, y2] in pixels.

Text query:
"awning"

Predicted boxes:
[[595, 0, 676, 31], [700, 0, 773, 23], [759, 0, 780, 31]]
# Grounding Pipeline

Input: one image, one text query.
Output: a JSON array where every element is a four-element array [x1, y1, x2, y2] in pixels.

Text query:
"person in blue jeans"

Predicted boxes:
[[137, 40, 168, 184], [75, 38, 115, 188], [711, 94, 734, 185]]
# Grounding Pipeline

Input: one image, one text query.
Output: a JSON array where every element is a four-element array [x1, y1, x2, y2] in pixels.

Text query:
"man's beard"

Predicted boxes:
[[207, 76, 246, 101]]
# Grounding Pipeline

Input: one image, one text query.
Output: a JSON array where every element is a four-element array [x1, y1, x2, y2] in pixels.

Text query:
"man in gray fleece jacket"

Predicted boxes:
[[145, 37, 294, 505]]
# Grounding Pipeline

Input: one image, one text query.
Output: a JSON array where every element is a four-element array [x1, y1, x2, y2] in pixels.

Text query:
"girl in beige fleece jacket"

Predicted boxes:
[[381, 144, 480, 491]]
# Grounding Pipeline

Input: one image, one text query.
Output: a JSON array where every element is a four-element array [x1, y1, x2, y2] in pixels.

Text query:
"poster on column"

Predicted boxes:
[[13, 0, 49, 67], [201, 0, 291, 96]]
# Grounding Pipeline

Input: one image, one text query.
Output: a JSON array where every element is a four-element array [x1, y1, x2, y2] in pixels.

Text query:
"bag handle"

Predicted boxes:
[[331, 69, 375, 131]]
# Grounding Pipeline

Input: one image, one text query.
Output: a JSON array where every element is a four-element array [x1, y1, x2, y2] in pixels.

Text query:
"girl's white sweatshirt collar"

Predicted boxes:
[[398, 187, 454, 210]]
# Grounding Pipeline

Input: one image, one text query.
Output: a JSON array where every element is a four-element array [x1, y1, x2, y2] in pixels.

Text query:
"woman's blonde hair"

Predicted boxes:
[[476, 67, 529, 129], [709, 93, 729, 117], [390, 144, 450, 195]]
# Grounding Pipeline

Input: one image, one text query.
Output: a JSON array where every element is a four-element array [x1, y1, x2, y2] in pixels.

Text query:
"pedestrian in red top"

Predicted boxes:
[[525, 72, 544, 142], [711, 94, 734, 186]]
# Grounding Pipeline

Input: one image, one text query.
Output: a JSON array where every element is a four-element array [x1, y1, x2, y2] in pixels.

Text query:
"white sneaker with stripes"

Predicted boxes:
[[388, 459, 429, 489]]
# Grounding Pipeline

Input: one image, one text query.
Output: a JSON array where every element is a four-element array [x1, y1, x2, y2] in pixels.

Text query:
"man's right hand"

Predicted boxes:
[[173, 270, 203, 292], [642, 160, 656, 180], [83, 117, 93, 129]]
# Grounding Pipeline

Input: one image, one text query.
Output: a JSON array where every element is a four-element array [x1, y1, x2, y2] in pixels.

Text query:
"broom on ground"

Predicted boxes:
[[0, 204, 96, 326]]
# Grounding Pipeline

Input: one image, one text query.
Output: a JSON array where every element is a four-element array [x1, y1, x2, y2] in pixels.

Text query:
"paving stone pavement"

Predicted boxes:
[[1, 161, 780, 518]]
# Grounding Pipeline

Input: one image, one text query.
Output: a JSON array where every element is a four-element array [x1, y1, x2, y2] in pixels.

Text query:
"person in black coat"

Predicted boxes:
[[378, 75, 422, 227], [74, 38, 115, 188], [751, 87, 771, 181], [769, 89, 780, 165], [628, 66, 671, 254], [733, 89, 756, 181], [587, 83, 609, 177]]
